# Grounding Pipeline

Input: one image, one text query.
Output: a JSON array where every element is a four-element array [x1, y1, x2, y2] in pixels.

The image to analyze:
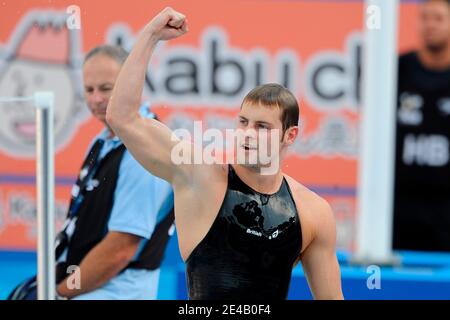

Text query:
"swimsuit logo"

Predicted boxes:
[[233, 200, 265, 230], [269, 230, 279, 240], [246, 228, 262, 237]]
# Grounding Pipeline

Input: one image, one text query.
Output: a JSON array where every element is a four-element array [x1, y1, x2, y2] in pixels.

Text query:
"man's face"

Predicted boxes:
[[419, 1, 450, 52], [82, 54, 121, 125], [236, 103, 296, 170]]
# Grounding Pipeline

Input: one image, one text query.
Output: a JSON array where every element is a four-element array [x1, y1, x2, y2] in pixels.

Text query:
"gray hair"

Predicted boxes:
[[84, 45, 129, 65]]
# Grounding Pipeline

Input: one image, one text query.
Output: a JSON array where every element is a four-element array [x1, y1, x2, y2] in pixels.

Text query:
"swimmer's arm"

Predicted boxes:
[[106, 8, 188, 183], [300, 201, 344, 300]]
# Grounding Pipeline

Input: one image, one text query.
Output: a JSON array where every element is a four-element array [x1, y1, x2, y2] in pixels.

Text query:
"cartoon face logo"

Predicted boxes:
[[0, 11, 88, 157], [0, 60, 78, 151]]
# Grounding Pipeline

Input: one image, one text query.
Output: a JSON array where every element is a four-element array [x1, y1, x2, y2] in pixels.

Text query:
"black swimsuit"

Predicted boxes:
[[186, 165, 302, 300]]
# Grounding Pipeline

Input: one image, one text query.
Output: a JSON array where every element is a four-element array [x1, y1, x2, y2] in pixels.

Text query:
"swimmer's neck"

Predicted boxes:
[[233, 164, 284, 195]]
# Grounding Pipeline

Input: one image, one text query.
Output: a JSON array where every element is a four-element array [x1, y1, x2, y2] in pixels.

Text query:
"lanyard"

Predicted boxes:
[[67, 139, 105, 218], [55, 139, 105, 259]]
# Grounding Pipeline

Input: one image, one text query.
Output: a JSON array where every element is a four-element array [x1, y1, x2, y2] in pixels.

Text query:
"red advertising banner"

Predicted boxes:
[[0, 0, 419, 251]]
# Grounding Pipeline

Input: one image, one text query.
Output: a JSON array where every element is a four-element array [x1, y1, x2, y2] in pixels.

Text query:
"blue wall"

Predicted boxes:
[[2, 239, 450, 300]]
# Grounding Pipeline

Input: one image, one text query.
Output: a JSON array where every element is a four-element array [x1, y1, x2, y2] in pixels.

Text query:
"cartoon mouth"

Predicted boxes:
[[14, 121, 36, 137]]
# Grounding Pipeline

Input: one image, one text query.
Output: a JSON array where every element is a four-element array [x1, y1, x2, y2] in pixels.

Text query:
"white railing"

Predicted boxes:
[[0, 92, 55, 300]]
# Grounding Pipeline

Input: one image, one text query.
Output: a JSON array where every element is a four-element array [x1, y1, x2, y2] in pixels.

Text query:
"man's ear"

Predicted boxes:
[[284, 126, 299, 145]]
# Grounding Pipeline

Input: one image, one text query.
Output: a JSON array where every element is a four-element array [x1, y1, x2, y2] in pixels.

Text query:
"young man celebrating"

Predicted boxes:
[[106, 7, 343, 300]]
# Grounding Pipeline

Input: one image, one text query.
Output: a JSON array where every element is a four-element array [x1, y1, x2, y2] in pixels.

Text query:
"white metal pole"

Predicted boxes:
[[35, 92, 55, 300], [0, 92, 56, 299], [355, 0, 400, 265]]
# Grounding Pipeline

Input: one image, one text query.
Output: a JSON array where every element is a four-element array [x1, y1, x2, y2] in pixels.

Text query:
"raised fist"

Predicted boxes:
[[147, 7, 188, 41]]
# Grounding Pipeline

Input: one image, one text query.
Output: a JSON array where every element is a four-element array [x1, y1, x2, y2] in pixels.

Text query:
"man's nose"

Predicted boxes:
[[92, 90, 105, 104], [244, 127, 258, 139]]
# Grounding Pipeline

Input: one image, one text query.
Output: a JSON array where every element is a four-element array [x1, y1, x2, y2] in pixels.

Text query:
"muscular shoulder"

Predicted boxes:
[[284, 174, 335, 251], [284, 174, 331, 215]]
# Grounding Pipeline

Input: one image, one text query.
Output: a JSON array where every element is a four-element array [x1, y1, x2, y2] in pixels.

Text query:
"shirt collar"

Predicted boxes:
[[97, 127, 121, 143]]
